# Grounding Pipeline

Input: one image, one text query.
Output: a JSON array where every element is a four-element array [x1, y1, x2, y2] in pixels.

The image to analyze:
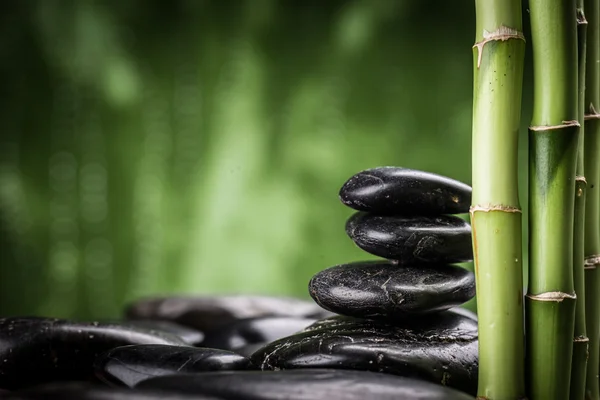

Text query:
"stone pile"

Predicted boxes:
[[250, 167, 479, 395], [0, 167, 478, 400]]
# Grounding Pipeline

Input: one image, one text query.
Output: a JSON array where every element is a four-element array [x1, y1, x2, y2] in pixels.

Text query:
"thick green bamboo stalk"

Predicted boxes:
[[571, 2, 589, 399], [584, 1, 600, 398], [526, 1, 579, 399], [471, 2, 525, 399]]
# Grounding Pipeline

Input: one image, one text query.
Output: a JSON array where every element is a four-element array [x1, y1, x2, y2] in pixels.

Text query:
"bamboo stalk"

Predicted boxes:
[[526, 1, 580, 399], [584, 1, 600, 398], [571, 2, 589, 399], [471, 2, 526, 399]]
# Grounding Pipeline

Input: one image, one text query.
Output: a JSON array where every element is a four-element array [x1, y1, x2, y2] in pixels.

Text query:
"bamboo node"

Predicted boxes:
[[469, 204, 521, 213], [573, 335, 590, 343], [575, 175, 587, 183], [585, 104, 600, 120], [526, 291, 576, 302], [473, 25, 525, 68], [577, 8, 587, 25], [584, 255, 600, 267], [529, 120, 580, 131]]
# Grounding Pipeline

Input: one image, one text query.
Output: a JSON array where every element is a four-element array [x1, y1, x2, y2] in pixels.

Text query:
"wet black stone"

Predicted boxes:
[[126, 295, 332, 333], [94, 344, 251, 387], [236, 343, 269, 358], [105, 320, 204, 346], [346, 213, 473, 264], [4, 382, 222, 400], [309, 261, 475, 319], [250, 312, 478, 395], [137, 369, 474, 400], [339, 167, 471, 215], [202, 317, 316, 350], [0, 317, 187, 390]]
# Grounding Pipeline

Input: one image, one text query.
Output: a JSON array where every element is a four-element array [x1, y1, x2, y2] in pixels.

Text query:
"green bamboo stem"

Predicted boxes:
[[571, 2, 589, 399], [584, 1, 600, 399], [526, 1, 579, 399], [471, 2, 525, 399]]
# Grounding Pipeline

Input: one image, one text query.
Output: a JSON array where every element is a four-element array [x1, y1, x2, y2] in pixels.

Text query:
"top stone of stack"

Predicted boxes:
[[339, 167, 472, 215]]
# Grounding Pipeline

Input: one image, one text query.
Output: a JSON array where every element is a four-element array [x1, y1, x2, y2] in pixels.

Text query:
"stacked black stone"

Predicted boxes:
[[250, 167, 478, 396]]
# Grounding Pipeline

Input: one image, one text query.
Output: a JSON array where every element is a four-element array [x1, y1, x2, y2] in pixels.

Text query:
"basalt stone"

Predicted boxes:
[[94, 344, 251, 387], [125, 295, 332, 333], [202, 317, 316, 351], [250, 312, 478, 395], [339, 167, 472, 215], [0, 317, 187, 390], [309, 261, 475, 319], [105, 320, 204, 346], [4, 382, 222, 400], [346, 212, 472, 264], [137, 369, 474, 400]]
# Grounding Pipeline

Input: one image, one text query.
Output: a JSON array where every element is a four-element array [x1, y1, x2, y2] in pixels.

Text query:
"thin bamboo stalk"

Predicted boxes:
[[526, 1, 580, 399], [571, 1, 589, 399], [584, 1, 600, 398], [471, 1, 526, 398]]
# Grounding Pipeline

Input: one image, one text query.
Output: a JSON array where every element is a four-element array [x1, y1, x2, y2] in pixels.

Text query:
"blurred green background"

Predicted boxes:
[[0, 0, 533, 319]]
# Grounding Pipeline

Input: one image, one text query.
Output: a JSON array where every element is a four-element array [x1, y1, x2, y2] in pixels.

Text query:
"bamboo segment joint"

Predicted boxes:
[[576, 175, 587, 183], [584, 255, 600, 269], [577, 8, 587, 25], [469, 204, 521, 214], [473, 25, 526, 68], [574, 336, 590, 343], [526, 291, 577, 302], [585, 104, 600, 120], [529, 120, 581, 131]]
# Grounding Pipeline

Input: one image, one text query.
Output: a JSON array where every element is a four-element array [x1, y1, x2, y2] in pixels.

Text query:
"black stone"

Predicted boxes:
[[339, 167, 471, 215], [250, 312, 478, 395], [137, 369, 474, 400], [309, 261, 475, 319], [346, 212, 473, 263], [3, 382, 222, 400], [94, 344, 251, 387], [236, 343, 269, 358], [125, 295, 332, 333], [202, 317, 316, 350], [105, 320, 204, 346], [0, 317, 187, 390]]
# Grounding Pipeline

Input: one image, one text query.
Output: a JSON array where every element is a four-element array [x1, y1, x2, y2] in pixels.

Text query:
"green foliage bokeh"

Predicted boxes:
[[0, 0, 530, 319]]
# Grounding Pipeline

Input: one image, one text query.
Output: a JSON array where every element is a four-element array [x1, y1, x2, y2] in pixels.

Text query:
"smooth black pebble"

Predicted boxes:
[[94, 344, 251, 387], [346, 212, 473, 263], [0, 317, 187, 390], [125, 295, 332, 333], [3, 382, 222, 400], [339, 167, 471, 215], [105, 320, 204, 346], [137, 369, 474, 400], [250, 312, 478, 395], [202, 317, 316, 350], [309, 261, 475, 319]]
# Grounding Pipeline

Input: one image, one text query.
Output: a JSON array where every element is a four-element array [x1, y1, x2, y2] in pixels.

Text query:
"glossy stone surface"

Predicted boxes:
[[126, 295, 332, 332], [250, 313, 478, 395], [4, 382, 222, 399], [105, 320, 204, 346], [137, 369, 474, 400], [94, 344, 251, 387], [202, 317, 316, 350], [449, 307, 477, 321], [309, 261, 475, 319], [339, 167, 472, 215], [0, 317, 187, 390], [346, 213, 473, 263]]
